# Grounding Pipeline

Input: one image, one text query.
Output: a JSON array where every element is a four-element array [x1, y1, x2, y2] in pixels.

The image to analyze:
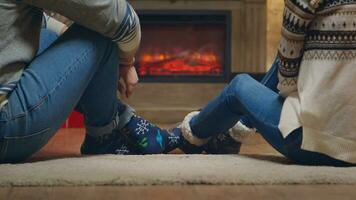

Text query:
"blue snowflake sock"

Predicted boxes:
[[121, 115, 182, 154]]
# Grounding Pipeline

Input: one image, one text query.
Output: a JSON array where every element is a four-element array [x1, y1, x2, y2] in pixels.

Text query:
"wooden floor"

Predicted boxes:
[[1, 128, 355, 200]]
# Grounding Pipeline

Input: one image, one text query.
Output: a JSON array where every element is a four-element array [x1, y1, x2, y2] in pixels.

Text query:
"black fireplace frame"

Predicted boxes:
[[135, 10, 232, 83]]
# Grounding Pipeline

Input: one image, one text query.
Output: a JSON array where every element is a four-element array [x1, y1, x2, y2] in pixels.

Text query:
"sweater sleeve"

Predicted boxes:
[[20, 0, 141, 66], [277, 0, 317, 97]]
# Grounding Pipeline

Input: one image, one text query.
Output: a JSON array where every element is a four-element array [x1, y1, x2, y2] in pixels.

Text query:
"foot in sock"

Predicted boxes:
[[204, 131, 242, 154], [179, 129, 242, 154], [120, 115, 182, 154], [179, 111, 255, 154], [81, 130, 138, 155]]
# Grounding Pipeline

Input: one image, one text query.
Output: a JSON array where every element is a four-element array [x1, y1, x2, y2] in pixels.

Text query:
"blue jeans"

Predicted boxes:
[[238, 58, 279, 129], [190, 59, 353, 167], [0, 25, 134, 163]]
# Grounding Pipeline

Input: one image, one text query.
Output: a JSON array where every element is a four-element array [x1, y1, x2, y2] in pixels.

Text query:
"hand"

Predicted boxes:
[[119, 65, 139, 98]]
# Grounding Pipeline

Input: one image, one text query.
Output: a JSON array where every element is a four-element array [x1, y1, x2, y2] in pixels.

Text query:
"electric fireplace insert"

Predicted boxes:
[[135, 11, 231, 82]]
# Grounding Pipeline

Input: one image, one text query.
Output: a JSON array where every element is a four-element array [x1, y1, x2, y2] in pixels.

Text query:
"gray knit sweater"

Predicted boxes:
[[0, 0, 141, 106]]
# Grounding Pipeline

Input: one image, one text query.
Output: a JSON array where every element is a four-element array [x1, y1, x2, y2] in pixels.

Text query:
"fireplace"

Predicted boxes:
[[136, 11, 231, 82], [124, 0, 266, 123]]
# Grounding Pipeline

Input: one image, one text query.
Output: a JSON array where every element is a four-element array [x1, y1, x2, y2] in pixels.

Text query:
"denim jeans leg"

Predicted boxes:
[[239, 56, 280, 128], [39, 29, 135, 133], [190, 74, 288, 155], [40, 25, 135, 133], [0, 25, 126, 162], [73, 42, 134, 133], [38, 28, 59, 55], [190, 73, 352, 166]]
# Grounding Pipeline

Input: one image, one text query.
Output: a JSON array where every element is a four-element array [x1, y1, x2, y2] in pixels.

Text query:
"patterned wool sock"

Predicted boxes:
[[81, 130, 138, 155], [121, 115, 182, 154]]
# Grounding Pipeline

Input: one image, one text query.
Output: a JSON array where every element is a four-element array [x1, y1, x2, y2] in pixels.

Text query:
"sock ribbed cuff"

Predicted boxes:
[[180, 111, 211, 146]]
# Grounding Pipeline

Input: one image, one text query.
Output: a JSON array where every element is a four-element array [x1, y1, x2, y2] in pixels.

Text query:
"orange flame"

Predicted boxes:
[[138, 52, 222, 76]]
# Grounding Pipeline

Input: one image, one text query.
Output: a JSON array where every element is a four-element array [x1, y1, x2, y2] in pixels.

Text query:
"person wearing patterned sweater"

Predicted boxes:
[[179, 0, 356, 166], [0, 0, 185, 163]]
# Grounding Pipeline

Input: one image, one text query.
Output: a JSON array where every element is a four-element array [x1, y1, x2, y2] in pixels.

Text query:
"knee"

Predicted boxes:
[[90, 31, 118, 60], [225, 74, 252, 95], [67, 25, 118, 60], [230, 74, 251, 85]]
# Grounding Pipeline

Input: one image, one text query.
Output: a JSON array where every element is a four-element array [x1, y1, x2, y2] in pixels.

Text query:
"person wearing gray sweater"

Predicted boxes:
[[0, 0, 184, 163]]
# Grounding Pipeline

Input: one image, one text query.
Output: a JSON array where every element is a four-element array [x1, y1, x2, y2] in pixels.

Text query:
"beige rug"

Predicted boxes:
[[0, 154, 356, 186]]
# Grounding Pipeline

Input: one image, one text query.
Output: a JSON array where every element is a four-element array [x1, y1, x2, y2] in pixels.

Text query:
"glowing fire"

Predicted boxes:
[[137, 51, 222, 76]]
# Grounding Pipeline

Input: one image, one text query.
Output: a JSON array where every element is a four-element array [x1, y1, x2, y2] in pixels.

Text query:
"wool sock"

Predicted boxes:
[[121, 115, 182, 154], [204, 131, 241, 154], [81, 130, 138, 155]]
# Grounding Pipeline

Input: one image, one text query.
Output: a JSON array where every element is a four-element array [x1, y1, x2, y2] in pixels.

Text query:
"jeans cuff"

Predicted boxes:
[[85, 104, 135, 137], [116, 103, 135, 130]]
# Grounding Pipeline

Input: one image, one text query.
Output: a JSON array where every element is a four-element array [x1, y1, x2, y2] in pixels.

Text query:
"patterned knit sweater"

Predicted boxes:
[[278, 0, 356, 163], [0, 0, 141, 107]]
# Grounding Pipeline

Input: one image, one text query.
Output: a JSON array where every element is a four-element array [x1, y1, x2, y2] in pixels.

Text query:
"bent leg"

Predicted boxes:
[[239, 57, 279, 128], [189, 74, 353, 166], [190, 74, 288, 155], [0, 25, 122, 162]]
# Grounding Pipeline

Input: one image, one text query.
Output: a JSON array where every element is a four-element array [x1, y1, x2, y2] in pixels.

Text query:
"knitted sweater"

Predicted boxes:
[[0, 0, 141, 107], [277, 0, 356, 163]]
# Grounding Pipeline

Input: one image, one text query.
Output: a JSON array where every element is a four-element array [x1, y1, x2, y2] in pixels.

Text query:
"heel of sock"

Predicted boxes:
[[180, 111, 211, 146]]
